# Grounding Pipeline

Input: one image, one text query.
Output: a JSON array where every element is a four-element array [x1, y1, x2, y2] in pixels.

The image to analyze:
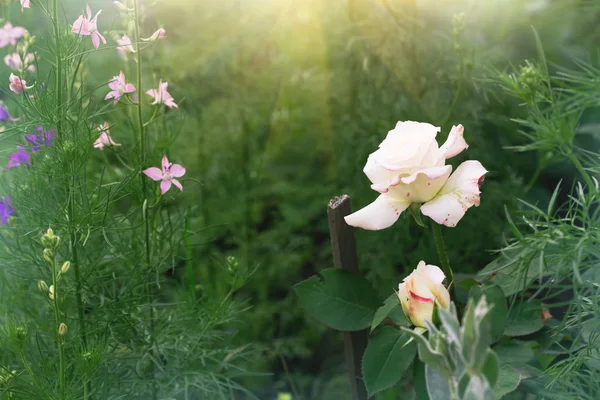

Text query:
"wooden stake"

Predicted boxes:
[[328, 195, 368, 400]]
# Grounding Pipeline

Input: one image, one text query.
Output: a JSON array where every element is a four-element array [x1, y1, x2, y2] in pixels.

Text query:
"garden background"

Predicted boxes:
[[1, 0, 599, 398]]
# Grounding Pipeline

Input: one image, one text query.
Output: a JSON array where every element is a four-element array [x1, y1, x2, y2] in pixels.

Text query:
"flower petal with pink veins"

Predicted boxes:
[[171, 179, 183, 191], [161, 155, 170, 170], [169, 164, 186, 178], [344, 195, 410, 230], [420, 160, 488, 227], [438, 124, 468, 161], [160, 180, 172, 194], [143, 167, 162, 181]]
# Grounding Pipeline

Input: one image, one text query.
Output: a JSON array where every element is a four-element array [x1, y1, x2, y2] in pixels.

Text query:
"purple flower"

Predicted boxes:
[[7, 145, 30, 168], [0, 196, 14, 224], [0, 104, 19, 122], [25, 126, 55, 152]]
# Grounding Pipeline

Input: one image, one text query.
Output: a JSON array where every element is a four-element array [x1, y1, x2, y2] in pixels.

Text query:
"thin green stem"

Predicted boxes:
[[70, 175, 90, 398], [53, 0, 63, 141], [50, 258, 65, 400], [432, 222, 457, 305], [133, 2, 157, 399], [568, 151, 599, 200], [51, 2, 66, 399]]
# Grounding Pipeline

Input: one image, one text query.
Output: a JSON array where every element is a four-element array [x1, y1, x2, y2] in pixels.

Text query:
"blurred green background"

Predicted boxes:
[[4, 0, 600, 398]]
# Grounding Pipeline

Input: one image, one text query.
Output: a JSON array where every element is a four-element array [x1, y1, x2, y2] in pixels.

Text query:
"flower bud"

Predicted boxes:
[[398, 261, 450, 328], [60, 261, 71, 274], [49, 285, 55, 300], [37, 280, 48, 293], [43, 248, 54, 264], [58, 323, 68, 337], [41, 228, 58, 248]]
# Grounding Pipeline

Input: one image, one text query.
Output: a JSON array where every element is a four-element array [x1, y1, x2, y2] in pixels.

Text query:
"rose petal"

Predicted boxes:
[[438, 124, 468, 161], [399, 165, 452, 185], [344, 195, 410, 230], [421, 160, 488, 227], [415, 261, 446, 285], [143, 167, 162, 181]]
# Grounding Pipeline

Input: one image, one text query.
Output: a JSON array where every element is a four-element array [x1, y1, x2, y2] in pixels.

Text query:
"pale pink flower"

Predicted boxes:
[[93, 123, 121, 150], [146, 80, 178, 108], [72, 4, 107, 50], [20, 0, 30, 12], [344, 122, 487, 230], [143, 155, 186, 195], [116, 34, 135, 60], [0, 23, 27, 48], [9, 73, 32, 94], [142, 28, 166, 42], [104, 71, 136, 104], [4, 52, 35, 72]]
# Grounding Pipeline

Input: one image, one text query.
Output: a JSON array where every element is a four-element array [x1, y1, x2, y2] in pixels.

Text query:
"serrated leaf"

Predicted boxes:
[[294, 268, 380, 331], [371, 293, 407, 332], [362, 327, 416, 397], [504, 301, 544, 337], [494, 365, 522, 399], [494, 343, 535, 365]]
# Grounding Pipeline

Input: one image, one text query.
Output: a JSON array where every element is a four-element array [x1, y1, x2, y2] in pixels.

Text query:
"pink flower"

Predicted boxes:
[[142, 28, 166, 42], [104, 71, 136, 104], [72, 4, 107, 50], [9, 73, 32, 94], [93, 123, 121, 150], [21, 0, 31, 12], [146, 80, 178, 108], [143, 155, 186, 195], [4, 52, 35, 72], [116, 34, 135, 60], [0, 23, 27, 48]]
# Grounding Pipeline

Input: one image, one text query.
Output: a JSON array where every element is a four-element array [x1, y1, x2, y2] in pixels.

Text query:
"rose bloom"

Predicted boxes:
[[398, 261, 450, 328], [345, 121, 487, 230]]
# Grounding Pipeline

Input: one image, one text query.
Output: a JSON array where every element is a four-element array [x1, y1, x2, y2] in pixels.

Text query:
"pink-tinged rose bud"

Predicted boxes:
[[398, 261, 450, 328], [344, 121, 487, 230]]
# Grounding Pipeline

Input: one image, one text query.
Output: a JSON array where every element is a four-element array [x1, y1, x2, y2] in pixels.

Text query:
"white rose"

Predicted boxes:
[[344, 121, 487, 230], [398, 261, 450, 328]]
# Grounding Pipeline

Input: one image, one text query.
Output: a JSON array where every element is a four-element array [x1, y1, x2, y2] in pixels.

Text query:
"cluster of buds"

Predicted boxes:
[[40, 228, 71, 299], [0, 369, 17, 398]]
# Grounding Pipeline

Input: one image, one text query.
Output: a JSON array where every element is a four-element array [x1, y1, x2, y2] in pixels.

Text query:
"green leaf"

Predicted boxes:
[[468, 284, 507, 340], [401, 327, 451, 374], [493, 343, 535, 366], [371, 293, 407, 332], [294, 269, 381, 331], [362, 327, 417, 397], [463, 374, 494, 400], [413, 359, 429, 400], [425, 365, 450, 400], [504, 301, 544, 337], [409, 203, 428, 228], [482, 349, 499, 387], [494, 365, 522, 399]]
